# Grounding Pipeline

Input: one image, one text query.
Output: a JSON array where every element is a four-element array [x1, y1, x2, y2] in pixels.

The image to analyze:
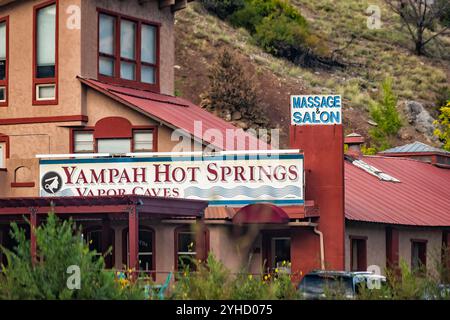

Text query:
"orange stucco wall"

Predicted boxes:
[[0, 0, 179, 197]]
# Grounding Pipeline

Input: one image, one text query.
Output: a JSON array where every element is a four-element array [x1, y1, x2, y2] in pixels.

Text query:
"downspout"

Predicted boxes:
[[313, 225, 325, 270]]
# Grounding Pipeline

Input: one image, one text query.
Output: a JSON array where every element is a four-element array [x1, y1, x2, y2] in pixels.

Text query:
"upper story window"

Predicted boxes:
[[0, 17, 8, 106], [72, 129, 155, 154], [0, 143, 5, 168], [98, 10, 159, 91], [33, 1, 58, 105]]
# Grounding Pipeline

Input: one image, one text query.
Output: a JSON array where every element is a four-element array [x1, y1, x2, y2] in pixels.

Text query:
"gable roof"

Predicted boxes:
[[345, 156, 450, 226], [379, 141, 450, 155], [78, 77, 268, 151]]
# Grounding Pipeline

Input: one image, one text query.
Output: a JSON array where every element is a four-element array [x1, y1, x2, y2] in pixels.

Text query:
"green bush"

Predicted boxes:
[[0, 213, 143, 300], [170, 254, 298, 300], [369, 78, 402, 151], [201, 0, 328, 67], [200, 0, 245, 20]]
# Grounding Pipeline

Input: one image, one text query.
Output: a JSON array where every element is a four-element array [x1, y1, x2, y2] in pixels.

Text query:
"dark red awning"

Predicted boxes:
[[0, 195, 208, 218], [232, 203, 290, 224]]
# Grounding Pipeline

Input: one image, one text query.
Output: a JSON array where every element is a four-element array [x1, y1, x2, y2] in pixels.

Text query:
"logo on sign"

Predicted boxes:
[[291, 95, 342, 126], [41, 171, 63, 195]]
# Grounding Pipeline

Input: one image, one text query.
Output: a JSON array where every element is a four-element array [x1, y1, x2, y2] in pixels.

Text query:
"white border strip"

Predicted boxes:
[[36, 149, 301, 159]]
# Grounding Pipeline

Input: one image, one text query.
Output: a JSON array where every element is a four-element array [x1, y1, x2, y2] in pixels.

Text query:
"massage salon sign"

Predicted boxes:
[[39, 154, 304, 206], [291, 95, 342, 125]]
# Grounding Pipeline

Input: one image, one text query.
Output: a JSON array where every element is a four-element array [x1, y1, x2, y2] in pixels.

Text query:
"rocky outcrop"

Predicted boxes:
[[404, 101, 437, 142]]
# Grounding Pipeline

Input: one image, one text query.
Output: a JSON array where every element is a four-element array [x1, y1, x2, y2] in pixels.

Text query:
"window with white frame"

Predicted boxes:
[[73, 131, 94, 153], [133, 130, 154, 152], [176, 231, 196, 271], [34, 2, 57, 102]]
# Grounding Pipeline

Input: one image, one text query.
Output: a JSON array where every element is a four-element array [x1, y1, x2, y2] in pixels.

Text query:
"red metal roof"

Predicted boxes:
[[78, 77, 267, 151], [345, 156, 450, 226]]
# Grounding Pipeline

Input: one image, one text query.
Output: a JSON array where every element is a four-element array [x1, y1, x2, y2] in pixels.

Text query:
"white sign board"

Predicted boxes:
[[39, 154, 304, 206], [291, 95, 342, 126]]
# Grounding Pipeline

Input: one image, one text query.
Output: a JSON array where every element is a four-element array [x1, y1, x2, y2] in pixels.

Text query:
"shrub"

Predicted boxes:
[[200, 50, 268, 126], [170, 253, 298, 300], [200, 0, 245, 20], [434, 101, 450, 151], [0, 213, 143, 300], [369, 78, 402, 150], [203, 0, 329, 67]]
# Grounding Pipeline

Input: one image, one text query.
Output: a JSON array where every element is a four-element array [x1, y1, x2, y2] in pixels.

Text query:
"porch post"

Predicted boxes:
[[195, 217, 207, 262], [128, 205, 139, 271], [30, 208, 37, 265]]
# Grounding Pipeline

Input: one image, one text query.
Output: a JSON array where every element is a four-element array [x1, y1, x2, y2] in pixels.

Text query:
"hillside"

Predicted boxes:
[[174, 1, 450, 148]]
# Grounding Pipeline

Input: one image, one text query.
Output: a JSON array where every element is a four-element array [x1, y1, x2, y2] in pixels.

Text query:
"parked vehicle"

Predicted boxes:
[[298, 270, 387, 300]]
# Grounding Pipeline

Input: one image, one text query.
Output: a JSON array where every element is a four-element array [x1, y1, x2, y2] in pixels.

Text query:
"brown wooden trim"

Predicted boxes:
[[0, 16, 9, 107], [11, 182, 35, 188], [33, 0, 59, 106], [0, 115, 88, 125], [97, 8, 160, 92], [0, 133, 10, 158], [349, 235, 367, 272]]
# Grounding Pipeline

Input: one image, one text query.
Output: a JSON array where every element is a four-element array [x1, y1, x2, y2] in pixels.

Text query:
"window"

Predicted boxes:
[[133, 130, 154, 152], [99, 13, 116, 77], [98, 10, 159, 91], [0, 17, 8, 106], [0, 143, 5, 168], [85, 230, 102, 257], [271, 237, 291, 271], [350, 237, 367, 271], [73, 131, 94, 153], [97, 139, 131, 154], [34, 1, 58, 104], [72, 127, 155, 154], [124, 228, 154, 273], [176, 230, 196, 271], [411, 240, 427, 272]]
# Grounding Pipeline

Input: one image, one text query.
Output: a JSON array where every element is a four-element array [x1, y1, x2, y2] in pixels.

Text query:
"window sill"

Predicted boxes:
[[0, 168, 7, 172], [11, 182, 35, 188]]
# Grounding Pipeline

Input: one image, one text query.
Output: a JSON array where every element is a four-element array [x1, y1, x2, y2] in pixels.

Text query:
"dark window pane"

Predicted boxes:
[[178, 232, 196, 253], [0, 87, 5, 102], [139, 254, 153, 271], [0, 61, 5, 80], [37, 65, 55, 78], [178, 254, 196, 270], [87, 230, 102, 253], [139, 230, 153, 253]]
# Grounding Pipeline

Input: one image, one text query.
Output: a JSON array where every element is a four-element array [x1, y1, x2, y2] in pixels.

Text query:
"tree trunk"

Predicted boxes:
[[415, 30, 424, 56]]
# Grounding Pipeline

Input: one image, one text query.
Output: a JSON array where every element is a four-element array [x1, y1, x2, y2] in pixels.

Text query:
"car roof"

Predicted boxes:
[[305, 270, 377, 277]]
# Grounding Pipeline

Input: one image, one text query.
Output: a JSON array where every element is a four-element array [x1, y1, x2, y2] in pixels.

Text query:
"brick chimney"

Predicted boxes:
[[345, 133, 365, 158]]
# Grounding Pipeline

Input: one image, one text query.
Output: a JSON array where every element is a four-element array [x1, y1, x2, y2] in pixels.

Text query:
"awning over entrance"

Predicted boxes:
[[233, 203, 291, 224], [0, 195, 208, 270], [0, 195, 208, 218]]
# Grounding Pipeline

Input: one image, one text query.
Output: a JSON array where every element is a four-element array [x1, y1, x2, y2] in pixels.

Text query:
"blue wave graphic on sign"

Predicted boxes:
[[184, 185, 301, 199]]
